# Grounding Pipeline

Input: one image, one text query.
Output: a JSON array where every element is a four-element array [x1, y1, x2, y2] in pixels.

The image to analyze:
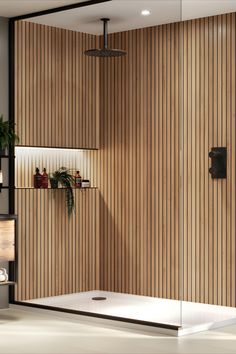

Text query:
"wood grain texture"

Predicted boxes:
[[99, 23, 181, 300], [0, 220, 15, 262], [99, 14, 236, 306], [15, 188, 99, 301], [182, 13, 236, 306], [14, 21, 99, 149]]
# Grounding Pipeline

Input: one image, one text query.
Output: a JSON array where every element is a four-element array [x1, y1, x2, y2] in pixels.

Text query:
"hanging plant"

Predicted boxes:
[[49, 167, 75, 216], [0, 115, 19, 153]]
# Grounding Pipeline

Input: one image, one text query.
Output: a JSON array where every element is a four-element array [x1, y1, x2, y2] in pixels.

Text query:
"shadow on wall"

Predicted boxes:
[[99, 191, 136, 295]]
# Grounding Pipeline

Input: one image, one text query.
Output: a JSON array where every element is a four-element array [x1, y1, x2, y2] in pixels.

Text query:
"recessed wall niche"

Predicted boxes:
[[15, 147, 98, 188]]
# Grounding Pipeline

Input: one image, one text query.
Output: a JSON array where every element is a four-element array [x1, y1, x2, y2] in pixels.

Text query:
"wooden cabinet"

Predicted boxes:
[[15, 21, 99, 149], [0, 216, 15, 262]]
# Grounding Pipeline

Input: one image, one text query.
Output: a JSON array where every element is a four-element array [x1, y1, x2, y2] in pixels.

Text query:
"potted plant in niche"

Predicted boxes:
[[49, 167, 75, 216], [0, 115, 19, 155]]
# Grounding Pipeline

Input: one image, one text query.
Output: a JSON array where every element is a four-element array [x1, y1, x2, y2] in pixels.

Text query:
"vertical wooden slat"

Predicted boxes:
[[222, 14, 228, 306], [226, 13, 231, 307], [231, 13, 236, 308]]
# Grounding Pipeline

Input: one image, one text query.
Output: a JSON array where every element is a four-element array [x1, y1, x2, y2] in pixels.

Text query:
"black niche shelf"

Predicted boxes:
[[15, 145, 98, 151], [14, 187, 98, 190]]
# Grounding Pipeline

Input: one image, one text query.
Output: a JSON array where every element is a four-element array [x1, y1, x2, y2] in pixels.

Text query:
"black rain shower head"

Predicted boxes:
[[84, 18, 127, 58], [84, 47, 126, 57]]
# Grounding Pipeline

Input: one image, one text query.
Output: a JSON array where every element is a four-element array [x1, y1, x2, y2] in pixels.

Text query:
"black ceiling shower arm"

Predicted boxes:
[[84, 17, 126, 57], [101, 18, 109, 49]]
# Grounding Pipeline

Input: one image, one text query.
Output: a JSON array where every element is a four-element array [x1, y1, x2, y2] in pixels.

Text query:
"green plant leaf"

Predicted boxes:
[[0, 114, 20, 150], [50, 166, 75, 216]]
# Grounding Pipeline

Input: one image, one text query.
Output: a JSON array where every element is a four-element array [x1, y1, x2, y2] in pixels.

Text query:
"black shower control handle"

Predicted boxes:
[[209, 150, 222, 158], [208, 147, 227, 179]]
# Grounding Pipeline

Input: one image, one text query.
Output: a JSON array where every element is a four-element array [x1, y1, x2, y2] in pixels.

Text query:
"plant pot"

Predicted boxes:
[[49, 178, 58, 189]]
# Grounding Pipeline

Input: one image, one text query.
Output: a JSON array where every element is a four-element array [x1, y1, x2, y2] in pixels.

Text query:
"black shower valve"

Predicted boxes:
[[209, 147, 226, 179]]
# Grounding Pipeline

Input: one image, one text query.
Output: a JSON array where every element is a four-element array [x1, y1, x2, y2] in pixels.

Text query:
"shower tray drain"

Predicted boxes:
[[92, 296, 107, 301]]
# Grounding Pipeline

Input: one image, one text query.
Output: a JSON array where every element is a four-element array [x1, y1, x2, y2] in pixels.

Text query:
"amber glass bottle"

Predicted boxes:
[[34, 167, 42, 188], [41, 168, 48, 188]]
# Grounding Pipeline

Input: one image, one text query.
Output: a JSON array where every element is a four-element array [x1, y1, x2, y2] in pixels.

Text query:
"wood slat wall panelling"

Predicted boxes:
[[15, 21, 99, 149], [181, 13, 236, 306], [99, 14, 236, 306], [15, 189, 99, 301], [99, 23, 181, 300], [14, 13, 236, 306]]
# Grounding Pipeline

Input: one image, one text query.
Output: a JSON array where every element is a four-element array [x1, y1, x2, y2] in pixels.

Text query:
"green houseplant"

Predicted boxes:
[[49, 167, 75, 216], [0, 115, 19, 154]]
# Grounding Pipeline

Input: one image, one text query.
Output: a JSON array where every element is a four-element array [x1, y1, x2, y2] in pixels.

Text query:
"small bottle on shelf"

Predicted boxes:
[[41, 168, 48, 188], [81, 179, 90, 188], [34, 167, 42, 188], [75, 171, 82, 188]]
